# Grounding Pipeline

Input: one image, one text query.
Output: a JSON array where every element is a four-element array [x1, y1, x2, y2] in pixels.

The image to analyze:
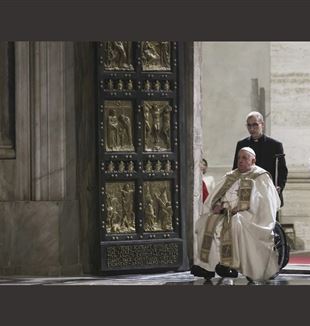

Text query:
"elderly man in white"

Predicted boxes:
[[191, 147, 280, 282]]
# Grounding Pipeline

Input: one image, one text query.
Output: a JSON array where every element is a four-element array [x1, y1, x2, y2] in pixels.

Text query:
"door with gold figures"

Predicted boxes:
[[97, 41, 189, 273]]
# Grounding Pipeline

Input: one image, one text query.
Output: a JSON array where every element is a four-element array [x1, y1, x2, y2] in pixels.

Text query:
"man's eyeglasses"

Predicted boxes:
[[246, 123, 259, 128]]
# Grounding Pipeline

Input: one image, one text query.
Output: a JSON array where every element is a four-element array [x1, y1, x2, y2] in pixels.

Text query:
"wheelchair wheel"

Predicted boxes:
[[274, 221, 290, 270]]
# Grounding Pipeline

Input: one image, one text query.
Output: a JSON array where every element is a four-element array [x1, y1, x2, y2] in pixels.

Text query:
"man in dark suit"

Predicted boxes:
[[233, 111, 288, 207]]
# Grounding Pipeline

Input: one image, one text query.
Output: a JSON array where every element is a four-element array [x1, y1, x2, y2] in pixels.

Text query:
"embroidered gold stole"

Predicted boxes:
[[200, 168, 268, 267]]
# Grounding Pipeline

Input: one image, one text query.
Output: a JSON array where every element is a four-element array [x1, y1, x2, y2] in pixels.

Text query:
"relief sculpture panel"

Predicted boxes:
[[106, 182, 136, 233], [143, 181, 173, 232], [98, 42, 182, 272], [143, 101, 172, 151], [141, 41, 171, 71], [103, 41, 134, 71], [105, 100, 134, 152]]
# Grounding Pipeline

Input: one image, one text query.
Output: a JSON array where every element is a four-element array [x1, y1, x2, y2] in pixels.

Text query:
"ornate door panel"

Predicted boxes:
[[97, 41, 186, 272]]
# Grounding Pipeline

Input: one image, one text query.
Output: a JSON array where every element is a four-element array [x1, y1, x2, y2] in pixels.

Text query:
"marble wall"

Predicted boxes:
[[271, 42, 310, 249], [271, 42, 310, 169], [201, 42, 270, 176], [0, 200, 80, 275], [0, 42, 82, 275]]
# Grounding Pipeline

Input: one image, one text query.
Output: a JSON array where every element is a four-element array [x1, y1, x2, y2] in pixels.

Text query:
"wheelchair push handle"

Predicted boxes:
[[274, 153, 285, 189]]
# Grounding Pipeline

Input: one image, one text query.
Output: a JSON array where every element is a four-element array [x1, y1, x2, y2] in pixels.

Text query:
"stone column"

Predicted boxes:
[[192, 42, 204, 263]]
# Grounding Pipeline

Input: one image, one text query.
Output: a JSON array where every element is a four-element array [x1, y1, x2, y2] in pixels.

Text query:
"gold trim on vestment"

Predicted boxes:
[[200, 168, 268, 267], [200, 213, 223, 262]]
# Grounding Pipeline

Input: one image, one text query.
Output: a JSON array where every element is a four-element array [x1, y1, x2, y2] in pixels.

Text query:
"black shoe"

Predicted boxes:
[[190, 265, 215, 280], [215, 263, 238, 278]]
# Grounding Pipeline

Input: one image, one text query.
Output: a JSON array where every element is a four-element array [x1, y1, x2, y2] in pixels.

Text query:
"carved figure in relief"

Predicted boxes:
[[104, 41, 133, 70], [118, 161, 125, 172], [155, 189, 173, 231], [162, 104, 172, 146], [108, 161, 115, 172], [117, 80, 124, 91], [152, 104, 161, 145], [160, 41, 170, 68], [154, 80, 161, 91], [107, 109, 119, 149], [145, 183, 152, 202], [143, 105, 152, 142], [121, 184, 135, 231], [144, 197, 157, 231], [161, 187, 169, 203], [165, 160, 171, 172], [142, 41, 161, 68], [107, 79, 114, 90], [118, 114, 132, 147], [106, 193, 121, 232], [144, 184, 157, 231], [127, 80, 133, 91], [113, 41, 127, 65], [155, 160, 162, 172], [164, 80, 170, 91], [142, 41, 170, 70], [145, 160, 153, 172], [144, 80, 151, 91], [127, 161, 134, 172]]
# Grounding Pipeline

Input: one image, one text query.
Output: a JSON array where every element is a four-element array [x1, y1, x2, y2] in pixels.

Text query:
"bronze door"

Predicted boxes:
[[97, 41, 187, 272]]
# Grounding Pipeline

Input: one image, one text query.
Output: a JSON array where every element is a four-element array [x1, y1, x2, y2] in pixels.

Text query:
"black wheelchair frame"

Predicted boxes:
[[274, 221, 290, 270], [274, 154, 290, 270]]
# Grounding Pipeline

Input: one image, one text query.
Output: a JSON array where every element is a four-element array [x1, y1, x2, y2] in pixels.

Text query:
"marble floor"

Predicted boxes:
[[0, 263, 309, 286]]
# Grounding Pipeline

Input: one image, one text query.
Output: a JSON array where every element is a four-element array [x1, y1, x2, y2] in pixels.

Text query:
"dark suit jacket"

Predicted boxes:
[[233, 135, 288, 206]]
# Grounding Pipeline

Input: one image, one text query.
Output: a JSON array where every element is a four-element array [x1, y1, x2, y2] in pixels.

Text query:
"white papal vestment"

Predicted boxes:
[[195, 165, 281, 281]]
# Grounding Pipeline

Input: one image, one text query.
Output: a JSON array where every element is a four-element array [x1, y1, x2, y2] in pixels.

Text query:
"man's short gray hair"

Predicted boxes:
[[246, 111, 264, 123]]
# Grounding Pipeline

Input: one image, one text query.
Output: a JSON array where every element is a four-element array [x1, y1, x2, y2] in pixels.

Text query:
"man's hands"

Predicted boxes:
[[231, 207, 239, 215], [212, 203, 239, 215], [212, 204, 223, 214]]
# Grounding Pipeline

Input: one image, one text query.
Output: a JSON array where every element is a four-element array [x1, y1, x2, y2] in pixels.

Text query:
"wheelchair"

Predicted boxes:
[[245, 222, 290, 283], [274, 221, 290, 270]]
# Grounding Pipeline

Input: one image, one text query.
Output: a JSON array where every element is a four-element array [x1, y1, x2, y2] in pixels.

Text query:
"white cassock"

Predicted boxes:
[[195, 165, 281, 281]]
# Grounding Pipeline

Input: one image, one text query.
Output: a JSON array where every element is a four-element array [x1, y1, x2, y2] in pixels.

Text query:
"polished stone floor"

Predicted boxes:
[[0, 263, 310, 286]]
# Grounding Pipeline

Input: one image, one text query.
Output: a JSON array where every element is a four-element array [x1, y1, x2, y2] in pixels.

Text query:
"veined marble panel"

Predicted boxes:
[[0, 200, 81, 276], [32, 42, 76, 201]]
